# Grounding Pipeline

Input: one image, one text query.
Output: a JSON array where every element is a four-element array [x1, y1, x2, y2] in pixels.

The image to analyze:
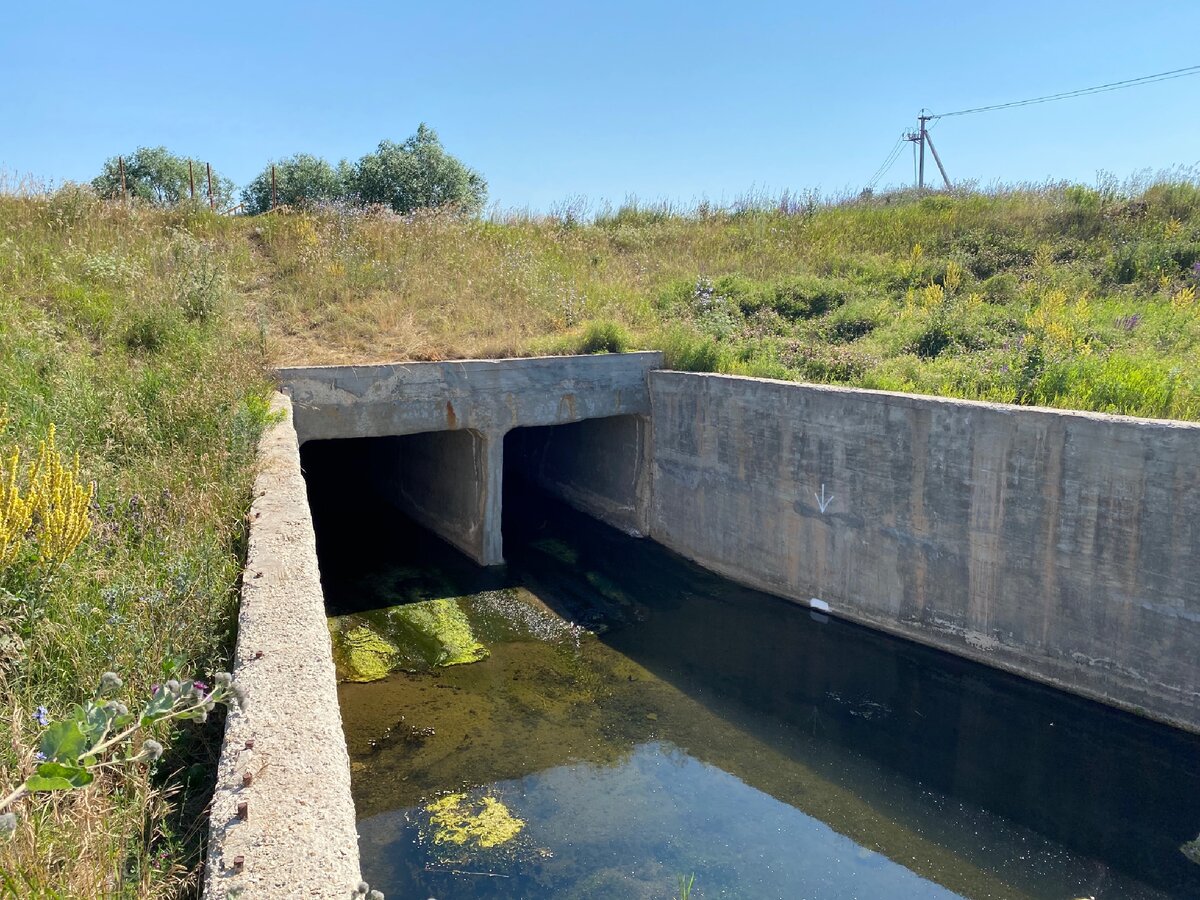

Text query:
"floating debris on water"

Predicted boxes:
[[1182, 833, 1200, 865]]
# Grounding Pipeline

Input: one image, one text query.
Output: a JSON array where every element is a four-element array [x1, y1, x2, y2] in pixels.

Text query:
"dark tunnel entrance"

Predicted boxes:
[[299, 414, 652, 580], [501, 415, 652, 548]]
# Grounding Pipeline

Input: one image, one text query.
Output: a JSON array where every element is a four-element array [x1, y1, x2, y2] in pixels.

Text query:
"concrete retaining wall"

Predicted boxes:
[[204, 394, 360, 899], [649, 371, 1200, 732]]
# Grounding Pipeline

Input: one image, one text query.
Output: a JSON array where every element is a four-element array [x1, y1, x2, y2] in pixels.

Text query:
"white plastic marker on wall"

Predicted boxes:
[[810, 598, 831, 613]]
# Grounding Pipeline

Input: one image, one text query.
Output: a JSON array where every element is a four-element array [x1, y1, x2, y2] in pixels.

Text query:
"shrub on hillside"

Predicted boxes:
[[348, 124, 487, 215], [242, 153, 350, 215], [576, 320, 630, 354], [92, 147, 235, 207]]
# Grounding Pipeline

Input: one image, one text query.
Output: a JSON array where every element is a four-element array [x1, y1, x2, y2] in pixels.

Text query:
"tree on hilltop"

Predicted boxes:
[[92, 146, 235, 207], [349, 124, 487, 214], [242, 153, 351, 215]]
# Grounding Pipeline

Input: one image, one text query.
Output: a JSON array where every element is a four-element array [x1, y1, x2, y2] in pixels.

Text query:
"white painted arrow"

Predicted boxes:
[[815, 483, 834, 513]]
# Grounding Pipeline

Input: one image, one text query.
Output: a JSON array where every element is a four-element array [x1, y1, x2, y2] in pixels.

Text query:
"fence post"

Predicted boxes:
[[118, 156, 126, 203]]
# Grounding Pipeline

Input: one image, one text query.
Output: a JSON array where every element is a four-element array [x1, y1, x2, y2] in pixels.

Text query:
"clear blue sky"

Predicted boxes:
[[3, 1, 1198, 212]]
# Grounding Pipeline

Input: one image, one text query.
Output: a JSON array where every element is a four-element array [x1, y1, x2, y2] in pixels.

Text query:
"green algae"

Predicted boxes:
[[336, 624, 399, 683], [424, 792, 525, 849], [330, 597, 489, 681], [390, 597, 489, 667], [585, 570, 632, 606]]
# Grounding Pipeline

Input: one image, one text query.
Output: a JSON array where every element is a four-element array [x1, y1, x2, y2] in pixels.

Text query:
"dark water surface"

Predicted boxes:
[[303, 441, 1200, 900]]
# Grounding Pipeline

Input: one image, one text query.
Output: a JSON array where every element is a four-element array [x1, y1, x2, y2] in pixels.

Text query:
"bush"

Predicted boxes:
[[92, 147, 235, 208], [576, 320, 630, 354], [242, 153, 349, 215], [349, 124, 487, 215]]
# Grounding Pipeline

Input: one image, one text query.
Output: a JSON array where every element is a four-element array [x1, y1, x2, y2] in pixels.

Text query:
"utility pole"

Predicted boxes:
[[905, 111, 950, 191], [271, 165, 277, 210], [118, 156, 126, 202], [189, 161, 195, 201], [207, 162, 214, 210]]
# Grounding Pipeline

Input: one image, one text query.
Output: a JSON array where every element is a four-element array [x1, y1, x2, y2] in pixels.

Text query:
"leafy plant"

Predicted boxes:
[[0, 668, 242, 825]]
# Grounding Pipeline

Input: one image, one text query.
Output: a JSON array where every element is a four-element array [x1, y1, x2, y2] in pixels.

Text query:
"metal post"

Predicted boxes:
[[207, 162, 214, 210], [271, 165, 277, 210], [917, 113, 931, 192], [189, 160, 195, 201]]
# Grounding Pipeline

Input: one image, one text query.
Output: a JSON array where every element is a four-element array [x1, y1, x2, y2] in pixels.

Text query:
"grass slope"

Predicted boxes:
[[1, 178, 1199, 896]]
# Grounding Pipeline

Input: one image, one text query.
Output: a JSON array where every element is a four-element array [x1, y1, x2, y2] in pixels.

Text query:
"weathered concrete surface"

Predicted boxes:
[[505, 416, 653, 535], [281, 354, 661, 564], [204, 394, 361, 899], [649, 371, 1200, 732], [366, 430, 500, 565], [280, 352, 662, 444]]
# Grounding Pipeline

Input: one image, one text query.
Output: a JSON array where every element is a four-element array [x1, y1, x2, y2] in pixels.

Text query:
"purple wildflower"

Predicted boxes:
[[34, 751, 46, 761], [193, 681, 209, 694], [1116, 313, 1142, 332], [33, 706, 49, 727]]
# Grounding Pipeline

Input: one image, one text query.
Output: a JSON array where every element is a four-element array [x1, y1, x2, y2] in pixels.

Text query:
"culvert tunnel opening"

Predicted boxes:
[[298, 416, 651, 614], [300, 431, 502, 617], [501, 414, 651, 554]]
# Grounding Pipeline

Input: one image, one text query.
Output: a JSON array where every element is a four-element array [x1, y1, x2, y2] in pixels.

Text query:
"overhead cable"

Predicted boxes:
[[932, 64, 1200, 119]]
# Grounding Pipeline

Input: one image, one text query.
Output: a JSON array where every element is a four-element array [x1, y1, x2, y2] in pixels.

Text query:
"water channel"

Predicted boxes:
[[302, 438, 1200, 900]]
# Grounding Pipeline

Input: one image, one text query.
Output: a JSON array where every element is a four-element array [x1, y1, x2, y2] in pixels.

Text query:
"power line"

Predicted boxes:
[[866, 133, 906, 190], [865, 62, 1200, 191], [932, 63, 1200, 119]]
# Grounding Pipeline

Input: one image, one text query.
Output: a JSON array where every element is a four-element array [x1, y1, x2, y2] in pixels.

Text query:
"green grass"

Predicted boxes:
[[0, 190, 272, 897], [256, 179, 1200, 419], [2, 175, 1200, 896]]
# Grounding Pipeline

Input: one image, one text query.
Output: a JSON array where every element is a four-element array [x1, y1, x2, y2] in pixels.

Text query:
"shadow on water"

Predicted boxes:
[[301, 437, 1200, 900]]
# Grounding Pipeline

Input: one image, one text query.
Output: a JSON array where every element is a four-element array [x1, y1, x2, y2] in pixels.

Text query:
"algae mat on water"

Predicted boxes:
[[331, 597, 489, 682]]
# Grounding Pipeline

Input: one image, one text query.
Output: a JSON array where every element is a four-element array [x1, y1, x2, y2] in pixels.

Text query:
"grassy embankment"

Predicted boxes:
[[2, 178, 1200, 897], [262, 181, 1200, 418]]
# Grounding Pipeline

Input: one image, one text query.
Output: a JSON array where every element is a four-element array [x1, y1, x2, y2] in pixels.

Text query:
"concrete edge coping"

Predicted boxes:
[[651, 368, 1200, 430], [278, 349, 665, 377], [203, 393, 362, 900]]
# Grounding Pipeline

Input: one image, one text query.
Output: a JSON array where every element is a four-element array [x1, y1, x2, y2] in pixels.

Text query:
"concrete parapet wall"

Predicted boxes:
[[280, 352, 663, 444], [204, 394, 361, 899], [648, 371, 1200, 732]]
